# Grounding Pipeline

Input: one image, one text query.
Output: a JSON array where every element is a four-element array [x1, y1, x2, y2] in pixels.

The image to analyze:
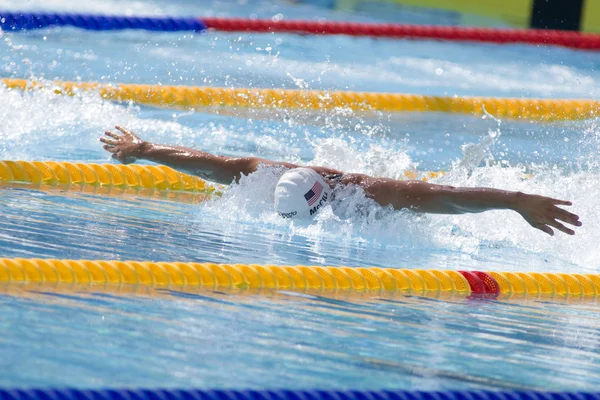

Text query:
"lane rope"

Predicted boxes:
[[2, 258, 599, 298], [0, 160, 215, 193], [3, 78, 598, 121], [3, 12, 600, 50]]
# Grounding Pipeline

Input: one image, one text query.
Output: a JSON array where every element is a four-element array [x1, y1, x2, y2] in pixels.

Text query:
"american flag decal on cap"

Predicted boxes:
[[304, 181, 323, 206]]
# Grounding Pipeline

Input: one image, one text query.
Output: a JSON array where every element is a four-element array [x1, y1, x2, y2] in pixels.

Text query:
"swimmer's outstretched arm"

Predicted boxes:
[[342, 174, 582, 236], [100, 126, 341, 184], [101, 127, 580, 235]]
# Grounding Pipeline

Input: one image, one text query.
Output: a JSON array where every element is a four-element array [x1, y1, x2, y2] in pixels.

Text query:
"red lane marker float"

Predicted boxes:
[[473, 271, 500, 296], [458, 271, 500, 298], [200, 17, 600, 50], [458, 271, 486, 294]]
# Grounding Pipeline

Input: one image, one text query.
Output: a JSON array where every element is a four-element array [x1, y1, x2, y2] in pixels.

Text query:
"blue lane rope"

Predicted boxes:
[[1, 390, 600, 400], [0, 12, 206, 32]]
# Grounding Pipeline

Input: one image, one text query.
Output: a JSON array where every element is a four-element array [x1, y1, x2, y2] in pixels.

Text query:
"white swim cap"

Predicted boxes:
[[274, 168, 332, 219]]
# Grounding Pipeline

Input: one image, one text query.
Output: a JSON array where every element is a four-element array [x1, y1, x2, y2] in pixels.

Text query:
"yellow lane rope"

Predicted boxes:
[[1, 258, 599, 298], [0, 160, 215, 193], [3, 78, 598, 121], [0, 258, 469, 293]]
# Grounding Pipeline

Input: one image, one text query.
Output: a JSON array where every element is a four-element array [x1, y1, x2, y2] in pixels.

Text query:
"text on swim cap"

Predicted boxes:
[[278, 211, 298, 219], [309, 192, 328, 216]]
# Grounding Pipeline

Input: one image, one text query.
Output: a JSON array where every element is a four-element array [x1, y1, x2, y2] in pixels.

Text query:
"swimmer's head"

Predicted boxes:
[[274, 168, 332, 219]]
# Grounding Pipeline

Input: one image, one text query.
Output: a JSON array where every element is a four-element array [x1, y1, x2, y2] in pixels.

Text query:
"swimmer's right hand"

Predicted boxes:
[[512, 192, 582, 236], [100, 126, 148, 164]]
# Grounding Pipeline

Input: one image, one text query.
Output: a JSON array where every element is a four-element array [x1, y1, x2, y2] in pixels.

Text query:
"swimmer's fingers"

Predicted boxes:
[[115, 125, 138, 139], [115, 125, 130, 135], [534, 223, 554, 236], [100, 136, 118, 145], [554, 206, 579, 219], [550, 198, 572, 206], [104, 130, 121, 140], [103, 145, 117, 153], [546, 219, 575, 236], [553, 208, 582, 227]]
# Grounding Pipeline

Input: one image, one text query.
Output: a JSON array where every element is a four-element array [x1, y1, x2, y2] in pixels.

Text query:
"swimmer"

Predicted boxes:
[[101, 126, 582, 236]]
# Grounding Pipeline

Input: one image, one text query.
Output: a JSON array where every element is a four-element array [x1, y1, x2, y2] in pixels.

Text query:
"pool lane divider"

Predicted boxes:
[[3, 78, 598, 121], [3, 12, 600, 50], [0, 160, 216, 193], [1, 258, 600, 299]]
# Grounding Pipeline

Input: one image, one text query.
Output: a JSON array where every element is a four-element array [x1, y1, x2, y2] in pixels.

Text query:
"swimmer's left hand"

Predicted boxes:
[[513, 192, 582, 236]]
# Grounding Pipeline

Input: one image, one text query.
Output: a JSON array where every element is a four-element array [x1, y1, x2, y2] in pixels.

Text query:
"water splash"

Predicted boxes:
[[455, 107, 502, 172], [201, 115, 600, 271]]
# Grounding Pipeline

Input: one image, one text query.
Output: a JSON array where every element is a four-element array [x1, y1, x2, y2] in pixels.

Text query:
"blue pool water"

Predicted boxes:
[[2, 0, 600, 390]]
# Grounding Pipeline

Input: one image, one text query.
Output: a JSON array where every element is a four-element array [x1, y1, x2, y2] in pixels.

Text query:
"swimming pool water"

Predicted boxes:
[[3, 281, 600, 390], [2, 0, 600, 391]]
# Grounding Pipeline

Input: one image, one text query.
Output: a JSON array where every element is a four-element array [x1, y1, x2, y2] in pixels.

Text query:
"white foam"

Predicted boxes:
[[0, 84, 225, 161], [309, 137, 416, 179]]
